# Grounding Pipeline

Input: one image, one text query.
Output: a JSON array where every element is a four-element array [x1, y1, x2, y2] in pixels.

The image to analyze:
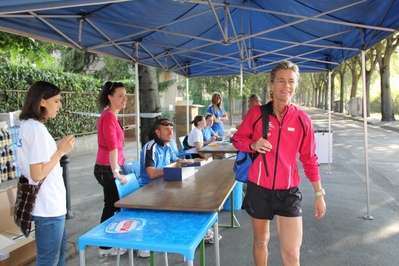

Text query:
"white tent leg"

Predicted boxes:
[[186, 76, 189, 135], [361, 49, 373, 220], [326, 71, 332, 175], [134, 42, 141, 161]]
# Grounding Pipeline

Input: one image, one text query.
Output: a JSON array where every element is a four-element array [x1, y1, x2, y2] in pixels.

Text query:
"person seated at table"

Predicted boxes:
[[201, 113, 219, 146], [185, 115, 207, 159], [139, 118, 221, 244], [138, 118, 187, 187]]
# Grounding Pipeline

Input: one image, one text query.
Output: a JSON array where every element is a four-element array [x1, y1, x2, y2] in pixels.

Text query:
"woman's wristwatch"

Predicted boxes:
[[113, 168, 122, 178], [315, 188, 325, 197]]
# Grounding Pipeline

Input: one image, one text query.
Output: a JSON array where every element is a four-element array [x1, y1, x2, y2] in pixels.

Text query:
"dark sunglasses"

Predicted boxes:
[[158, 121, 174, 127], [109, 82, 124, 91]]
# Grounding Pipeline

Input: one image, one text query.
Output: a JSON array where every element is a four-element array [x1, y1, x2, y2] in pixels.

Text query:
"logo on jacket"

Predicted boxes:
[[269, 122, 275, 130]]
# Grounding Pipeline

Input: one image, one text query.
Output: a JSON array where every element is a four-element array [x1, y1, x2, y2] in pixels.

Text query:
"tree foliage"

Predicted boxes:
[[0, 32, 55, 68], [0, 62, 101, 138]]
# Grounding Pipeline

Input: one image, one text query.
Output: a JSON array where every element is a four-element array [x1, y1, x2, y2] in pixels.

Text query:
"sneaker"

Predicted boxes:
[[137, 249, 150, 258], [204, 229, 214, 242], [204, 229, 222, 244], [208, 233, 222, 244], [99, 247, 127, 257]]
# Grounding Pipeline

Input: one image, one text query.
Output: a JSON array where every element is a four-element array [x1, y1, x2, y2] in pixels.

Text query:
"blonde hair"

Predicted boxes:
[[210, 92, 224, 115], [269, 61, 299, 98]]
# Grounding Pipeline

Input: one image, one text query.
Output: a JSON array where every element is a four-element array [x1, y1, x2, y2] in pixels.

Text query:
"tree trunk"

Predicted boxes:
[[337, 64, 346, 113], [241, 94, 248, 119], [348, 56, 362, 100], [138, 65, 161, 146], [364, 48, 377, 118], [380, 62, 395, 121], [376, 35, 398, 121], [330, 71, 335, 112]]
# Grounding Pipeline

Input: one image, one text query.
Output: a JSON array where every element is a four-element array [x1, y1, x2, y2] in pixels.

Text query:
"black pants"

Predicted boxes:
[[94, 164, 121, 249]]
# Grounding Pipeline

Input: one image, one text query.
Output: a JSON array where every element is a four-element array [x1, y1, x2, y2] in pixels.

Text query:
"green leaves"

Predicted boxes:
[[0, 61, 101, 138]]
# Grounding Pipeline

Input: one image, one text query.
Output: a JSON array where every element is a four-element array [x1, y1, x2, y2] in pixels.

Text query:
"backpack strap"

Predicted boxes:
[[252, 102, 272, 161], [259, 101, 273, 176], [261, 101, 272, 138]]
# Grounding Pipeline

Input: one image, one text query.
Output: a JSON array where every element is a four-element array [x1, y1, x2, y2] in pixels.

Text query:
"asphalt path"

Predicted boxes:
[[20, 107, 399, 266]]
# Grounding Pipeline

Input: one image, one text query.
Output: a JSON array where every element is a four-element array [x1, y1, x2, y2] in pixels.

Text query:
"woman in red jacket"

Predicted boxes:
[[233, 61, 326, 266]]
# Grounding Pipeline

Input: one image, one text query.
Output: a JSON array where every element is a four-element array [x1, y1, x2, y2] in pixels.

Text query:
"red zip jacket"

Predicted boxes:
[[233, 103, 320, 190]]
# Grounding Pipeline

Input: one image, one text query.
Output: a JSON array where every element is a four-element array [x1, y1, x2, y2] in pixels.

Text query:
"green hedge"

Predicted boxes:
[[0, 62, 101, 138]]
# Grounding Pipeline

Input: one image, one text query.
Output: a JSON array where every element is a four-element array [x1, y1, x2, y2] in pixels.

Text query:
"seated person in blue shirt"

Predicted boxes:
[[201, 114, 219, 145], [138, 120, 221, 244], [138, 118, 186, 187]]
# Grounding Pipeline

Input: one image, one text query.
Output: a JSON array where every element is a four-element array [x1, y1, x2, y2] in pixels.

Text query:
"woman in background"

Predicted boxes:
[[207, 92, 228, 138], [201, 113, 218, 145], [93, 81, 133, 257], [186, 115, 207, 159], [17, 81, 75, 266]]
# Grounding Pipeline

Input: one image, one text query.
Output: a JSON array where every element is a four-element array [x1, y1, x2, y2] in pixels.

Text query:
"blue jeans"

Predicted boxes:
[[32, 215, 66, 266]]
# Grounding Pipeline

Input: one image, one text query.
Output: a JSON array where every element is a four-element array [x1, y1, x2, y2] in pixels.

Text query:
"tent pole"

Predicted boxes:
[[240, 64, 243, 95], [134, 43, 141, 162], [326, 71, 332, 175], [186, 76, 189, 135], [361, 48, 373, 220]]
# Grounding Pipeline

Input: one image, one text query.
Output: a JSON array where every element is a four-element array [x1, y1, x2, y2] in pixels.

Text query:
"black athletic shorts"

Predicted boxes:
[[242, 181, 302, 220]]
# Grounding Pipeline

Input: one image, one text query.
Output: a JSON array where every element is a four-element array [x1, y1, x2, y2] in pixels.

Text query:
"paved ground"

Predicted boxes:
[[3, 107, 398, 266]]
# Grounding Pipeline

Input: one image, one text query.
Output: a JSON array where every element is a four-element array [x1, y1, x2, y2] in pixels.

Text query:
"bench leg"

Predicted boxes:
[[79, 250, 85, 266], [128, 249, 134, 266], [164, 252, 169, 266], [214, 222, 220, 266]]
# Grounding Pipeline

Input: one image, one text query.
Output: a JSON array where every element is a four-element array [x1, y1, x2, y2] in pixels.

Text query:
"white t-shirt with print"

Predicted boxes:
[[17, 119, 66, 217], [187, 127, 203, 154]]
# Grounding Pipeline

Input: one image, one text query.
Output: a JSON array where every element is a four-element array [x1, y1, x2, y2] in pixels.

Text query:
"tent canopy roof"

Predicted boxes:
[[0, 0, 398, 77]]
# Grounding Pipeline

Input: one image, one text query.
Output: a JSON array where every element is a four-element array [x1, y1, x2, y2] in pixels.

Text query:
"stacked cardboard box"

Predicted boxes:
[[0, 185, 36, 266]]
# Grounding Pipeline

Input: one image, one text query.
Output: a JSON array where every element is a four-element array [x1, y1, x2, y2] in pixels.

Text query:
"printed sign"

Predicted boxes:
[[105, 219, 144, 233]]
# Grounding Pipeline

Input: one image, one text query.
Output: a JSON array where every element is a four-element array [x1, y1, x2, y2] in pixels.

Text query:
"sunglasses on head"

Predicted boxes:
[[158, 121, 174, 127], [108, 82, 124, 91]]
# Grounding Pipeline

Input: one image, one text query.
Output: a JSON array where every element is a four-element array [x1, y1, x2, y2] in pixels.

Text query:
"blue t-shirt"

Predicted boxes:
[[139, 136, 177, 186], [201, 126, 216, 142], [207, 105, 225, 134]]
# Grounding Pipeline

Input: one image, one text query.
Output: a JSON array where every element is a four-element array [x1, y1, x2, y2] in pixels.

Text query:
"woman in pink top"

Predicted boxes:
[[94, 81, 128, 257]]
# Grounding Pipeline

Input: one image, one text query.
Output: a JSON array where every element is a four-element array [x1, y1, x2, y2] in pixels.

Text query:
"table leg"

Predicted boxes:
[[164, 252, 169, 266], [128, 249, 134, 266], [116, 249, 121, 265], [213, 222, 220, 266], [79, 250, 85, 266], [187, 260, 194, 266], [150, 251, 154, 266], [220, 190, 241, 228], [199, 239, 205, 266]]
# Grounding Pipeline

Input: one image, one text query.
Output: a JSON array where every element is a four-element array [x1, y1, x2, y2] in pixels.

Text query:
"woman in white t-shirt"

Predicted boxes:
[[17, 81, 74, 266], [186, 115, 207, 159]]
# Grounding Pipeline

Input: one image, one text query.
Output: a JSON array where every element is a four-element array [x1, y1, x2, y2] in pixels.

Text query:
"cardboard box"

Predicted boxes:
[[164, 162, 195, 181], [0, 111, 21, 127], [0, 185, 36, 266]]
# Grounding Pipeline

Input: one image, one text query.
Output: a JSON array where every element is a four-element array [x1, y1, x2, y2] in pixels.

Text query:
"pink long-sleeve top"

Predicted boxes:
[[232, 103, 320, 190], [95, 109, 125, 165]]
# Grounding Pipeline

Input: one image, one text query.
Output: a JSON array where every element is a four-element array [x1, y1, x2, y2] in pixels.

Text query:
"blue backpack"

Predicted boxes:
[[233, 103, 271, 183]]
